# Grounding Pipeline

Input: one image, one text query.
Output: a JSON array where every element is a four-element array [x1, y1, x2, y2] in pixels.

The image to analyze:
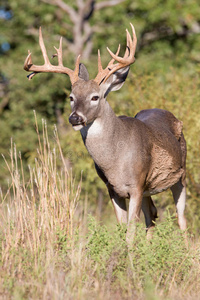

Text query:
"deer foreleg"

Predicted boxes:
[[109, 189, 127, 224], [126, 190, 143, 244]]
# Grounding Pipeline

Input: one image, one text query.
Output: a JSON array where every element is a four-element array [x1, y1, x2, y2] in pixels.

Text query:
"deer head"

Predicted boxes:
[[24, 24, 137, 130]]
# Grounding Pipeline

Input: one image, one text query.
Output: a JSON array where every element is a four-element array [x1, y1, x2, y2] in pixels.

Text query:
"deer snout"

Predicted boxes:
[[69, 112, 86, 127]]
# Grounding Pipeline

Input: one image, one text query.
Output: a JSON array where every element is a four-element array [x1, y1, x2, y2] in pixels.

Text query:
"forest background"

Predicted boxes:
[[0, 1, 200, 299]]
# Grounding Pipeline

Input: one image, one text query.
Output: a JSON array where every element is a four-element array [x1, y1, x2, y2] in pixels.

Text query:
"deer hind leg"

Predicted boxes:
[[108, 188, 127, 224], [170, 179, 187, 230], [142, 196, 158, 229]]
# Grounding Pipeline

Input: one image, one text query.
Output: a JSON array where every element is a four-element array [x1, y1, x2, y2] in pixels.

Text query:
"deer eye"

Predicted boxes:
[[69, 96, 74, 102], [91, 96, 99, 101]]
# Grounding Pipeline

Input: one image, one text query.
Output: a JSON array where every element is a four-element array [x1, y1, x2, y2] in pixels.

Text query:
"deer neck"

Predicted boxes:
[[80, 101, 120, 167]]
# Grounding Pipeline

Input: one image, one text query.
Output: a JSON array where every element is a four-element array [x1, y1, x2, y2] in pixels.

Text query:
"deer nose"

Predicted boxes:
[[69, 112, 84, 126]]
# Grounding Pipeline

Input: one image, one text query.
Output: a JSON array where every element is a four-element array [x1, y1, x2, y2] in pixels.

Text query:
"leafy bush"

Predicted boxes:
[[85, 215, 194, 297]]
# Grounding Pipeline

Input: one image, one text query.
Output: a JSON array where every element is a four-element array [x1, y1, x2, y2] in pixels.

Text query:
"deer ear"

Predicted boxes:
[[99, 66, 130, 98], [78, 63, 89, 81]]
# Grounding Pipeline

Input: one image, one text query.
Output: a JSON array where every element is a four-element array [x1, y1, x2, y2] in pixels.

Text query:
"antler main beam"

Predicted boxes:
[[24, 27, 80, 85], [94, 23, 137, 84]]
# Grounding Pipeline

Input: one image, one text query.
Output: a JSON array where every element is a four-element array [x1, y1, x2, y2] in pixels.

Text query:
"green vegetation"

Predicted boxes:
[[0, 1, 200, 298]]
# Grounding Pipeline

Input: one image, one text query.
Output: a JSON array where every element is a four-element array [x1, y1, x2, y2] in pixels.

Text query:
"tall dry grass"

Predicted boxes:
[[0, 115, 83, 299]]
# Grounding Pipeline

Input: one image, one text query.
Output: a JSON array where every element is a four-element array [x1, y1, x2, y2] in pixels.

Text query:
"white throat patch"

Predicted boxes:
[[81, 118, 103, 138], [88, 119, 103, 136]]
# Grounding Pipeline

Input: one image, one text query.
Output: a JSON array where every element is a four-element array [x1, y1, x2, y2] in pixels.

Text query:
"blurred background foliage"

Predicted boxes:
[[0, 0, 200, 231]]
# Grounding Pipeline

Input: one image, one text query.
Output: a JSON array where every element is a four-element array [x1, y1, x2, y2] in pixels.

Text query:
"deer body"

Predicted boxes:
[[69, 77, 187, 233], [81, 107, 184, 199], [24, 24, 187, 241]]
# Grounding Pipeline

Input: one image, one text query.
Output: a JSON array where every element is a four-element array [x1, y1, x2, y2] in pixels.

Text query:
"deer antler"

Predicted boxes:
[[24, 27, 80, 85], [94, 23, 137, 85]]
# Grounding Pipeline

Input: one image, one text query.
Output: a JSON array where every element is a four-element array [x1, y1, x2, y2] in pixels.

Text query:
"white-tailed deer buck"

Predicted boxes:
[[24, 24, 187, 242]]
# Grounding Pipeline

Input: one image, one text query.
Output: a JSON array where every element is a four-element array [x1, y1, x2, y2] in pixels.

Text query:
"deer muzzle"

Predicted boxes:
[[69, 112, 86, 128]]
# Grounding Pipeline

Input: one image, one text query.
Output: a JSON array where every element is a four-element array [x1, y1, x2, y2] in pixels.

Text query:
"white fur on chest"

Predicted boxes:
[[82, 119, 103, 139], [88, 119, 103, 136]]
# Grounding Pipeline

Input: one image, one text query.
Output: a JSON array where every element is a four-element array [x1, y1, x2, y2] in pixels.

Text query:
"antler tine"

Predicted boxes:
[[97, 50, 103, 72], [130, 23, 137, 54], [94, 23, 137, 85], [127, 23, 137, 59], [24, 27, 81, 85], [24, 50, 38, 80], [24, 50, 32, 71], [123, 24, 137, 60], [71, 54, 81, 85], [94, 50, 104, 84], [53, 37, 63, 66], [124, 28, 132, 58], [39, 27, 50, 65], [108, 44, 121, 66]]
